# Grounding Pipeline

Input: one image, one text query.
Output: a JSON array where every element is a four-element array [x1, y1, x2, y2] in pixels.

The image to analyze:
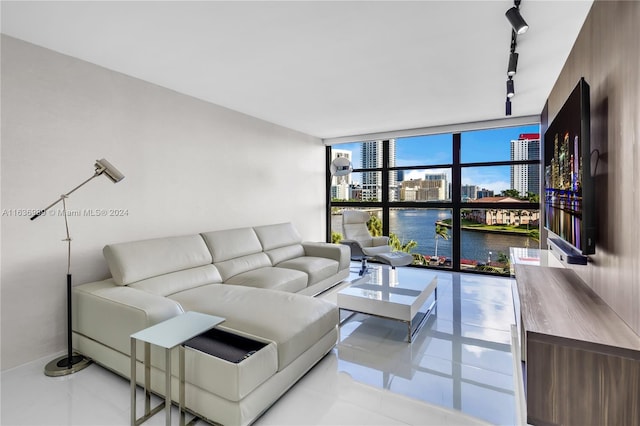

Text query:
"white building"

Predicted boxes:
[[510, 133, 540, 197], [361, 139, 397, 201]]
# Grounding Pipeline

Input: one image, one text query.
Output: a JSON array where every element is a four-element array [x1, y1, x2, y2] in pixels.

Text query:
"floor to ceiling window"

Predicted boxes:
[[328, 124, 541, 275]]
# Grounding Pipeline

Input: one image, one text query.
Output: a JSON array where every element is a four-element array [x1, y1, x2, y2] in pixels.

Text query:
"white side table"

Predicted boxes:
[[130, 311, 224, 426]]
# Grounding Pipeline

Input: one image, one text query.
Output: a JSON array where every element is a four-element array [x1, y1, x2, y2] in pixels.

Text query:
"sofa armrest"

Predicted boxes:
[[371, 236, 390, 247], [73, 279, 184, 356], [302, 241, 350, 271]]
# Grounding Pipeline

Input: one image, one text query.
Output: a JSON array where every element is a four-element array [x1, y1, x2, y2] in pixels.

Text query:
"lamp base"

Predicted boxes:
[[44, 352, 92, 377]]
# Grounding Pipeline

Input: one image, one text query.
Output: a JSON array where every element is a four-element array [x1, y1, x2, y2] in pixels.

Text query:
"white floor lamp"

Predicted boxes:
[[31, 158, 124, 377]]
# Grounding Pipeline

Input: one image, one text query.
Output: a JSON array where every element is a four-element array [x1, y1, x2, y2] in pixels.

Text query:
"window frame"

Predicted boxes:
[[327, 129, 541, 275]]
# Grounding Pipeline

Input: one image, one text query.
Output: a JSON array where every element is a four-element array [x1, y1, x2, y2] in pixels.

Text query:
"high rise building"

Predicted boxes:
[[510, 133, 540, 197], [425, 172, 449, 200], [361, 139, 397, 201], [461, 184, 480, 201], [477, 188, 495, 199], [399, 172, 448, 201]]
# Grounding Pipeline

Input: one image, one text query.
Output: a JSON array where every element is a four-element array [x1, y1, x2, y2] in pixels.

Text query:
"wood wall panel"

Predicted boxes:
[[544, 1, 640, 335]]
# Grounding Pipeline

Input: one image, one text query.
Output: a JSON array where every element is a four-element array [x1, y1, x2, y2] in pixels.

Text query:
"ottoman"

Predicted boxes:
[[375, 251, 414, 268]]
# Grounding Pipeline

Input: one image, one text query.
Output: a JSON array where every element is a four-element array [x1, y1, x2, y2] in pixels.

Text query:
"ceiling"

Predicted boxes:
[[1, 1, 593, 140]]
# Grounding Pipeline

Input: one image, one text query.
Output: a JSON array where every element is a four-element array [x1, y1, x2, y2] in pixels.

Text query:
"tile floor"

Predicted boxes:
[[1, 265, 522, 425]]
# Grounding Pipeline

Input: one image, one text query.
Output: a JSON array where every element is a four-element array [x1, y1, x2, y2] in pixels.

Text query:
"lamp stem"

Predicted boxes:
[[30, 173, 99, 220], [61, 195, 73, 366], [61, 196, 71, 274], [67, 273, 73, 367], [42, 184, 92, 375]]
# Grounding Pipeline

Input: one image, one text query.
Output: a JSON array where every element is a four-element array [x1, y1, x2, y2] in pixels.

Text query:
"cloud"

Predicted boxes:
[[402, 169, 451, 181], [403, 170, 426, 181], [467, 180, 511, 194], [462, 167, 511, 194]]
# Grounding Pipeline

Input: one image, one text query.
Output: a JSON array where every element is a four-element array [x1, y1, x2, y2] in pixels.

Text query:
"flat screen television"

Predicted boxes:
[[544, 77, 595, 256]]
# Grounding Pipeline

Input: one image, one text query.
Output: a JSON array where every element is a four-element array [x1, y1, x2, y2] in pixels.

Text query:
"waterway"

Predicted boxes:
[[332, 208, 536, 263]]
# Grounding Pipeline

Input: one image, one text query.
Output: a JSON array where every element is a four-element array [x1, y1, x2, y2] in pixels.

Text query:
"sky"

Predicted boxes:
[[333, 124, 540, 194]]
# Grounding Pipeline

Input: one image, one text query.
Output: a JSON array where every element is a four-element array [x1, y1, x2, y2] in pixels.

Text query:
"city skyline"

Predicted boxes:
[[332, 124, 540, 196]]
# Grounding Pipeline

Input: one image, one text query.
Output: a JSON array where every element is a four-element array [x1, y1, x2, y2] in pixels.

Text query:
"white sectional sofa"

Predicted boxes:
[[72, 222, 350, 425]]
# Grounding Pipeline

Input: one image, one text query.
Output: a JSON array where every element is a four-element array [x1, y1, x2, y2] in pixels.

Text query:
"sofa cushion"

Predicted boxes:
[[224, 267, 307, 293], [103, 235, 213, 285], [254, 223, 302, 251], [213, 252, 272, 282], [264, 244, 305, 265], [276, 257, 339, 286], [201, 227, 263, 262], [169, 284, 338, 370], [129, 265, 222, 297]]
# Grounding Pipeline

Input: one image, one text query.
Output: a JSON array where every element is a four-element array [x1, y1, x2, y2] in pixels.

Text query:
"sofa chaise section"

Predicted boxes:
[[170, 283, 338, 371]]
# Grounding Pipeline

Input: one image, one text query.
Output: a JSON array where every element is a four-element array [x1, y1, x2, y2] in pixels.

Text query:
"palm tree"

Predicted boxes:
[[526, 192, 540, 204], [434, 223, 449, 258], [497, 251, 510, 264], [366, 214, 383, 236], [389, 233, 418, 253], [501, 189, 521, 198], [331, 231, 343, 244]]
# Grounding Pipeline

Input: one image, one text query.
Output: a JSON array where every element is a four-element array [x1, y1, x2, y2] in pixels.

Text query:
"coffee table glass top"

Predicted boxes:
[[337, 266, 438, 342], [339, 267, 435, 305]]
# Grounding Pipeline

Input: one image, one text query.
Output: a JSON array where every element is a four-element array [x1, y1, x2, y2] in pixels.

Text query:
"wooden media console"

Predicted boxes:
[[514, 264, 640, 426]]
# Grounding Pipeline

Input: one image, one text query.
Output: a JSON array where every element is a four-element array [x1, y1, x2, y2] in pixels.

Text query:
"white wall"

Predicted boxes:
[[0, 35, 326, 370]]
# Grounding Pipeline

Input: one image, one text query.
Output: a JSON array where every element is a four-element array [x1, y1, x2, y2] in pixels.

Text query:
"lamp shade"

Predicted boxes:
[[330, 156, 352, 176], [507, 78, 515, 98], [506, 7, 529, 34], [95, 158, 125, 183], [508, 52, 519, 76]]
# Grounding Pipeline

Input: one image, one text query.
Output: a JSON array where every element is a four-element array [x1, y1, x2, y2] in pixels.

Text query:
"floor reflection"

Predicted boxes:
[[330, 267, 517, 425]]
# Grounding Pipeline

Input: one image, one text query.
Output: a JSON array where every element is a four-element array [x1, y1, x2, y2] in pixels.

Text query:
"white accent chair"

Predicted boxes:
[[340, 210, 413, 275]]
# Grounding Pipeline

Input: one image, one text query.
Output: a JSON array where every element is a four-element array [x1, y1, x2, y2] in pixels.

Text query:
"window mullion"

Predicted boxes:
[[452, 133, 462, 272], [382, 140, 390, 236]]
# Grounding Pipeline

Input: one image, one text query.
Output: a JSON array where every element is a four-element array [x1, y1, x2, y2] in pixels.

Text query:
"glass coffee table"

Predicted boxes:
[[337, 267, 438, 343]]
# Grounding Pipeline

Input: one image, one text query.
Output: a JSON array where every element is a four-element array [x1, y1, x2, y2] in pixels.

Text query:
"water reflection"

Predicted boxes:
[[544, 195, 582, 250]]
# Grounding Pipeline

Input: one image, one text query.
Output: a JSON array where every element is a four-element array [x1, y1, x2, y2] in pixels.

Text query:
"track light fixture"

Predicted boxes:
[[506, 4, 529, 34], [503, 1, 528, 115], [508, 30, 519, 76], [507, 77, 515, 98]]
